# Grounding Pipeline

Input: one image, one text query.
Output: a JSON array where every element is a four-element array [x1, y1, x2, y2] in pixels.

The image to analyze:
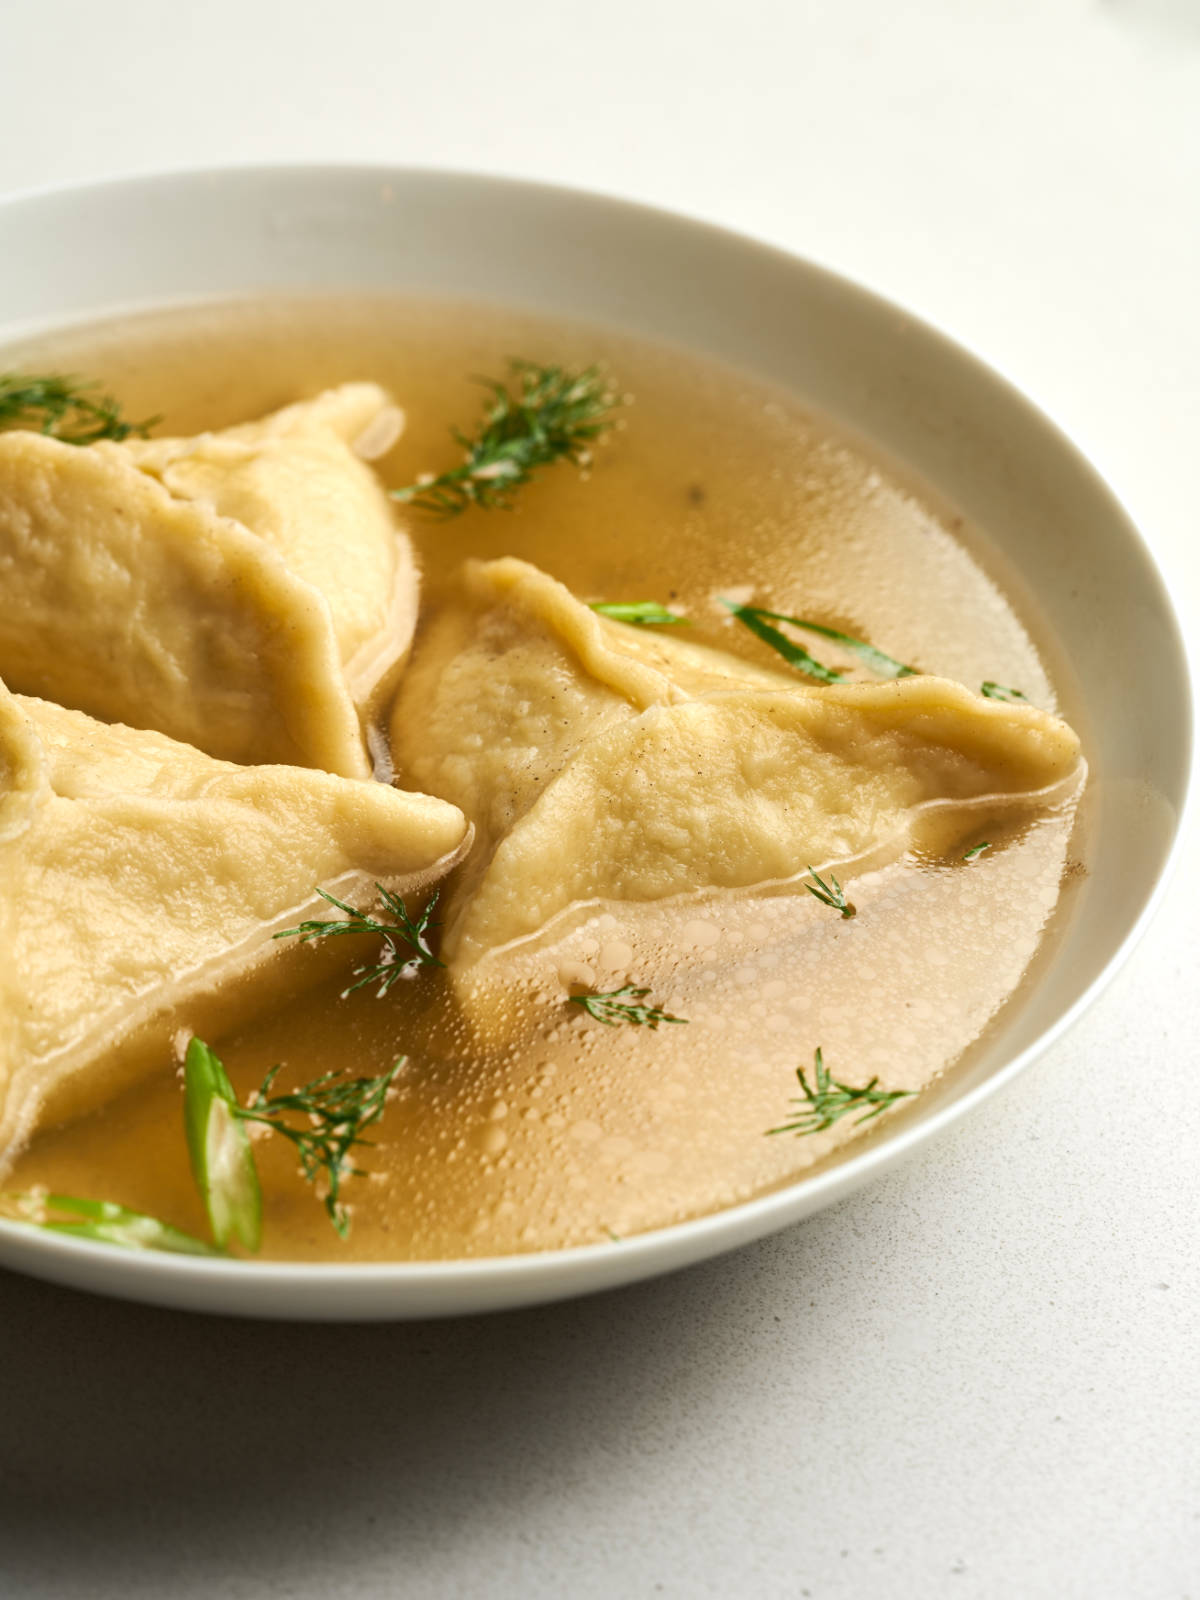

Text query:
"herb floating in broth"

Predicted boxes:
[[589, 600, 688, 626], [392, 360, 620, 516], [768, 1049, 915, 1138], [804, 866, 855, 919], [721, 599, 917, 682], [726, 602, 1040, 709], [962, 842, 993, 862], [782, 617, 915, 679], [2, 1041, 407, 1254], [981, 681, 1030, 703], [569, 985, 688, 1029], [0, 1191, 218, 1256], [720, 600, 843, 683], [236, 1058, 404, 1238], [274, 885, 444, 996], [0, 372, 157, 444], [183, 1037, 263, 1252], [190, 1039, 404, 1243]]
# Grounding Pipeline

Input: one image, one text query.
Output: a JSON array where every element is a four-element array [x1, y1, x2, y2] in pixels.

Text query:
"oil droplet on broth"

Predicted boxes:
[[0, 293, 1087, 1260]]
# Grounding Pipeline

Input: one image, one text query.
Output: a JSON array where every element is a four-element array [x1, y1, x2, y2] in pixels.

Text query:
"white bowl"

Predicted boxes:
[[0, 166, 1190, 1319]]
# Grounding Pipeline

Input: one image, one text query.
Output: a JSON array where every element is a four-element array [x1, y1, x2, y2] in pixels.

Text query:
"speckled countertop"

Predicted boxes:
[[0, 3, 1196, 1595]]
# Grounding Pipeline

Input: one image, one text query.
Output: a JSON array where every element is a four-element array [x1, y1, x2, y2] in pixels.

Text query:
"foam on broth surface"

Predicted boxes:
[[2, 296, 1087, 1259]]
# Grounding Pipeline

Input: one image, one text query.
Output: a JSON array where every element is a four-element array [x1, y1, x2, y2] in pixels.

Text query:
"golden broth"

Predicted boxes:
[[2, 296, 1087, 1259]]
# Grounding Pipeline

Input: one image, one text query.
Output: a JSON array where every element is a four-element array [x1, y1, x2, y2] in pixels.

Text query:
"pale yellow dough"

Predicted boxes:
[[0, 681, 469, 1167], [390, 558, 1082, 967], [0, 384, 416, 777]]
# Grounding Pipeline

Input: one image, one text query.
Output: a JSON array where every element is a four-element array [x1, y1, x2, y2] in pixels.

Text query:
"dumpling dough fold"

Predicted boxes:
[[0, 680, 469, 1169], [0, 384, 416, 777], [390, 558, 1082, 967]]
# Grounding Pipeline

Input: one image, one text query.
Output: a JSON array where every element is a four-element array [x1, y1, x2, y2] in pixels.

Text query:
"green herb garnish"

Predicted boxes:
[[393, 360, 620, 516], [962, 841, 992, 862], [0, 1191, 218, 1255], [724, 600, 1042, 708], [590, 600, 687, 627], [981, 681, 1029, 703], [569, 985, 687, 1029], [183, 1037, 263, 1252], [722, 600, 917, 683], [5, 1038, 404, 1253], [747, 607, 916, 679], [768, 1048, 915, 1137], [804, 865, 855, 918], [274, 884, 443, 996], [720, 599, 844, 683], [236, 1059, 404, 1237], [0, 373, 157, 444]]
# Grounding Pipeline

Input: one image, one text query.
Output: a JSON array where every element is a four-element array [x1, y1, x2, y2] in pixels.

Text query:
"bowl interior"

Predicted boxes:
[[0, 166, 1189, 1318]]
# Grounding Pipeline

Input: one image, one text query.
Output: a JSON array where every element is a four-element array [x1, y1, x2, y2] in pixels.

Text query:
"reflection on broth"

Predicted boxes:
[[0, 296, 1087, 1260]]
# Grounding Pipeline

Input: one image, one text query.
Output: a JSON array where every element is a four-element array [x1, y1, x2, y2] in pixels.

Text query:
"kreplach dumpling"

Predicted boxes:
[[390, 558, 1083, 968], [0, 679, 469, 1167], [0, 383, 414, 777]]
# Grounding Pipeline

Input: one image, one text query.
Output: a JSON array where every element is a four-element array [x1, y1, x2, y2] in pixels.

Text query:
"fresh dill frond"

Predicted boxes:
[[0, 1191, 218, 1255], [721, 599, 916, 683], [962, 841, 992, 862], [569, 984, 687, 1029], [589, 600, 688, 627], [981, 681, 1029, 703], [804, 865, 855, 918], [767, 1048, 915, 1138], [0, 372, 157, 444], [274, 884, 443, 996], [236, 1059, 404, 1236], [392, 360, 620, 516]]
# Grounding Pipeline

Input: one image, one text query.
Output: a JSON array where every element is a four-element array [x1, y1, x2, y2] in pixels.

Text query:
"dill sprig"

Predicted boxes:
[[0, 1191, 218, 1255], [981, 681, 1029, 703], [236, 1059, 404, 1236], [274, 884, 443, 996], [0, 372, 157, 444], [392, 360, 620, 516], [569, 984, 687, 1029], [768, 1048, 915, 1138], [804, 865, 855, 918], [590, 600, 688, 627]]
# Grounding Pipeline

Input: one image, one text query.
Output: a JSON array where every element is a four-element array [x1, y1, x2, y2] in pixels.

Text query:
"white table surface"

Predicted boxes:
[[1, 3, 1197, 1596]]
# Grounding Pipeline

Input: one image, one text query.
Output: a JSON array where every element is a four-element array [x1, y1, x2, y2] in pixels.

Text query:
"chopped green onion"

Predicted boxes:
[[590, 601, 688, 626], [981, 681, 1029, 703], [749, 608, 916, 679], [1, 1192, 218, 1255], [720, 599, 844, 684], [183, 1037, 262, 1252]]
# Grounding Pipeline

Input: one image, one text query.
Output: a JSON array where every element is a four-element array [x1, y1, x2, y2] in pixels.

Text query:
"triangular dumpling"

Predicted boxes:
[[0, 680, 469, 1167], [0, 384, 415, 777], [389, 556, 791, 842], [390, 558, 1082, 967]]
